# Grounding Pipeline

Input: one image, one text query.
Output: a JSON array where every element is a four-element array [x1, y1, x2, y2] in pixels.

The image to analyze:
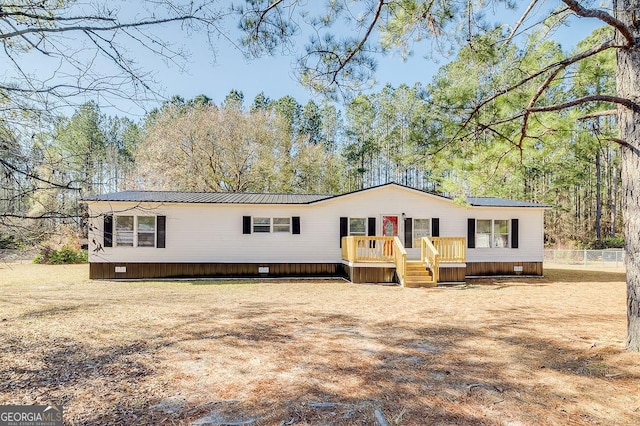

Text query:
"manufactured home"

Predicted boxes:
[[85, 183, 549, 286]]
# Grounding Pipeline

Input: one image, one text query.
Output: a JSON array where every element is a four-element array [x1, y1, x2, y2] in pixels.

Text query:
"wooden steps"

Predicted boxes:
[[403, 261, 436, 288]]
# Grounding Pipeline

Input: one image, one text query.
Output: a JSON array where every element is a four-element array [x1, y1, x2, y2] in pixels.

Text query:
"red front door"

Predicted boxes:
[[382, 215, 399, 237]]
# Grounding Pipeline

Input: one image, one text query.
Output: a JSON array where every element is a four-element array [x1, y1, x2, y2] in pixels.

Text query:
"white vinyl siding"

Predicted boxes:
[[88, 184, 545, 264]]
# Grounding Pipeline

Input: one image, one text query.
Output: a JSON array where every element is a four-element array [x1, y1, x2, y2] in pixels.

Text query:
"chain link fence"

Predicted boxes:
[[544, 249, 625, 268]]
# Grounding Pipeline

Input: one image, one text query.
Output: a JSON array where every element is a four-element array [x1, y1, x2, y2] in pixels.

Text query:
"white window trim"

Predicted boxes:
[[476, 219, 510, 249], [251, 217, 293, 233], [348, 217, 367, 236], [137, 216, 157, 248], [252, 217, 272, 233], [273, 217, 291, 233], [115, 215, 157, 248], [412, 218, 431, 247], [115, 215, 134, 248]]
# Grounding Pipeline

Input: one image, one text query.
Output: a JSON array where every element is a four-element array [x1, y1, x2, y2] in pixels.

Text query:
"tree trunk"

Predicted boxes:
[[611, 165, 618, 237], [615, 0, 640, 351], [595, 147, 602, 240]]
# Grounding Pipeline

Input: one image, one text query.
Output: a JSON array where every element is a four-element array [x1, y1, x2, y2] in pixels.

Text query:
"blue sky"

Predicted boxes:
[[138, 2, 602, 113], [66, 2, 604, 117]]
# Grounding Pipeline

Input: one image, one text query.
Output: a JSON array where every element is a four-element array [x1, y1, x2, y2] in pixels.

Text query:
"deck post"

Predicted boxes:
[[351, 236, 357, 262]]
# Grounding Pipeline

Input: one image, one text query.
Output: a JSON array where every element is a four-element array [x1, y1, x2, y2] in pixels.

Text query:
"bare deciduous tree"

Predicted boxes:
[[0, 0, 226, 229]]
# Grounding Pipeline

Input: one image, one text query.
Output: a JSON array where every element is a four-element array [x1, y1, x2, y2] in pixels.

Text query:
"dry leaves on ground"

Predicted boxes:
[[0, 264, 638, 425]]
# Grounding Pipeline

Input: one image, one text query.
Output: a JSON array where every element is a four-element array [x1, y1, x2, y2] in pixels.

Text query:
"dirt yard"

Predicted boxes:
[[0, 263, 638, 425]]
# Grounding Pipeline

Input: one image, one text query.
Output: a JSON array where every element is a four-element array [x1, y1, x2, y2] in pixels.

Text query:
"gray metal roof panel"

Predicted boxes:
[[83, 184, 550, 208], [465, 197, 550, 208], [83, 190, 333, 204]]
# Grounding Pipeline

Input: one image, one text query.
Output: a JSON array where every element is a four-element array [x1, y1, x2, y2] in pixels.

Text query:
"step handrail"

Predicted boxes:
[[420, 237, 440, 284], [392, 236, 407, 286]]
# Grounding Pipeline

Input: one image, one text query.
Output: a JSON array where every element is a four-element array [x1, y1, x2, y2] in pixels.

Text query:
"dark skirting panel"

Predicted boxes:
[[465, 261, 543, 276], [438, 266, 466, 282], [90, 262, 345, 280]]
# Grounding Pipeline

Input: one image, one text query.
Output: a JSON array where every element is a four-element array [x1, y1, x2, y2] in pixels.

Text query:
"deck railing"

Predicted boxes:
[[420, 237, 440, 284], [342, 235, 465, 286], [430, 237, 466, 263], [341, 236, 407, 285], [341, 236, 397, 262], [392, 236, 407, 286]]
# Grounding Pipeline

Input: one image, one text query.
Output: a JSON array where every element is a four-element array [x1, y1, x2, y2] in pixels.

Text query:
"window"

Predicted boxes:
[[413, 219, 430, 247], [253, 217, 271, 233], [116, 216, 134, 247], [137, 216, 156, 247], [476, 219, 509, 248], [248, 216, 297, 233], [349, 218, 366, 236], [476, 219, 492, 248], [273, 217, 291, 233], [494, 220, 509, 248], [114, 215, 162, 247]]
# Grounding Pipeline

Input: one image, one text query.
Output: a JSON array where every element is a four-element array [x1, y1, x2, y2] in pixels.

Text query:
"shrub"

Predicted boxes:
[[601, 236, 625, 249], [33, 246, 88, 264], [0, 234, 21, 249], [583, 236, 625, 250]]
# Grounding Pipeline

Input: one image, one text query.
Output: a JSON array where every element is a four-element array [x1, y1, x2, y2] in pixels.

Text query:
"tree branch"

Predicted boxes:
[[0, 212, 81, 220], [578, 109, 618, 120], [329, 0, 385, 84], [452, 39, 620, 143], [607, 138, 640, 155], [0, 15, 205, 40], [503, 0, 540, 46], [561, 0, 635, 45], [256, 0, 286, 34], [0, 10, 116, 23], [0, 157, 80, 190], [528, 95, 640, 114]]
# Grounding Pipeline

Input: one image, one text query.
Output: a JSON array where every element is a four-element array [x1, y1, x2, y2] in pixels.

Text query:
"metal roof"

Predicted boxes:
[[465, 197, 550, 208], [84, 184, 550, 208], [83, 190, 332, 204]]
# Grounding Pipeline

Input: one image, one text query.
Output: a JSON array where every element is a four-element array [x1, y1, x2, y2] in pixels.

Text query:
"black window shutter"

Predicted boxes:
[[157, 216, 166, 248], [368, 217, 376, 236], [467, 218, 476, 249], [243, 216, 251, 234], [339, 217, 348, 247], [511, 218, 519, 249], [368, 217, 377, 248], [104, 215, 113, 248], [432, 218, 440, 237], [404, 218, 413, 248], [292, 216, 301, 234]]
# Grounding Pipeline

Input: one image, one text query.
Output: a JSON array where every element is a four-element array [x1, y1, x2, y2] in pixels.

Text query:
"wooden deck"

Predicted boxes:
[[342, 236, 466, 286]]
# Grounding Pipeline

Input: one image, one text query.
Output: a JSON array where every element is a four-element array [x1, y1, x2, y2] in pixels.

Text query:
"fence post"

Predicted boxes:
[[583, 249, 587, 267]]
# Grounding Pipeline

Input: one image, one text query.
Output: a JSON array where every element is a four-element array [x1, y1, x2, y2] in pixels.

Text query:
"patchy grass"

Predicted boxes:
[[0, 263, 638, 425]]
